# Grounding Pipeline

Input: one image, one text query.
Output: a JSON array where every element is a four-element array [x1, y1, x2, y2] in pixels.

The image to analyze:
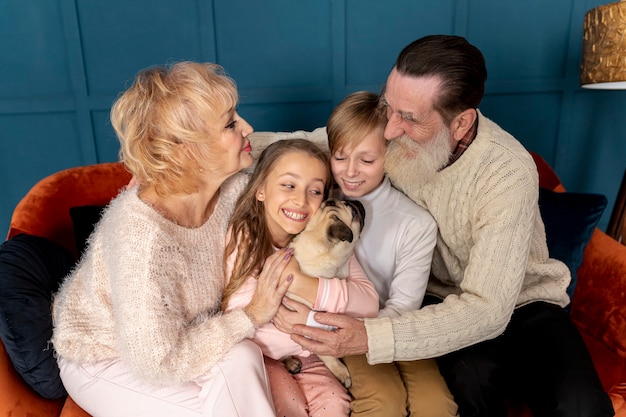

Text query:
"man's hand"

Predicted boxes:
[[289, 312, 368, 358]]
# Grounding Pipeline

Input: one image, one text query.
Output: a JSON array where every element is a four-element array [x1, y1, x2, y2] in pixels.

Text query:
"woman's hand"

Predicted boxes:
[[273, 297, 312, 334], [244, 248, 294, 327]]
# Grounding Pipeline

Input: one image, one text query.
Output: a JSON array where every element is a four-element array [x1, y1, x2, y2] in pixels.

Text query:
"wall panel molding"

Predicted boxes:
[[1, 0, 624, 235]]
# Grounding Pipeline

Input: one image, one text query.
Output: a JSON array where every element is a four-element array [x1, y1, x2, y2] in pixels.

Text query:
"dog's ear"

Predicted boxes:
[[346, 200, 366, 231], [327, 218, 354, 243]]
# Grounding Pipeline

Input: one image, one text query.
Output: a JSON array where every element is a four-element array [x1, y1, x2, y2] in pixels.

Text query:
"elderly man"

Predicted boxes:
[[279, 35, 614, 416]]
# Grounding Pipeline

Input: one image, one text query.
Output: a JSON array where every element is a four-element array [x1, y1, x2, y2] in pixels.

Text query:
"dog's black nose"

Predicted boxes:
[[324, 199, 337, 207]]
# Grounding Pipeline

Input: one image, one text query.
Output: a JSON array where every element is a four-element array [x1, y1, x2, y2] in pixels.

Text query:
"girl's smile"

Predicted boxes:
[[256, 151, 328, 248]]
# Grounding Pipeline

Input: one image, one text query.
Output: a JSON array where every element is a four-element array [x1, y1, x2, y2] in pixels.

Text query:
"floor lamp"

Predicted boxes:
[[580, 0, 626, 244]]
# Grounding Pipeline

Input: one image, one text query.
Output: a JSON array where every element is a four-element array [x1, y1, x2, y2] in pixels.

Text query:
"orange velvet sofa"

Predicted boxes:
[[1, 154, 625, 417]]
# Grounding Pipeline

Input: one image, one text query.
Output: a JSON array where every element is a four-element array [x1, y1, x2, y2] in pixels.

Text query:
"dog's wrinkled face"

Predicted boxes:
[[307, 198, 365, 244], [288, 197, 365, 280], [284, 198, 366, 387]]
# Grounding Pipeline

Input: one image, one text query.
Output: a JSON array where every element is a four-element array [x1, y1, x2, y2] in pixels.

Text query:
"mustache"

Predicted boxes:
[[385, 135, 421, 159], [383, 127, 454, 195]]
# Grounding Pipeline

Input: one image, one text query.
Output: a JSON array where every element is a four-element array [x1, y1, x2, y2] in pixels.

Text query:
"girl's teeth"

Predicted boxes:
[[284, 210, 305, 220]]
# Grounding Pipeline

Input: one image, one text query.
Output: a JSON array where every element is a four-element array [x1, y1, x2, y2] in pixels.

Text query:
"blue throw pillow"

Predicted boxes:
[[69, 204, 106, 257], [538, 187, 607, 303], [0, 234, 75, 399]]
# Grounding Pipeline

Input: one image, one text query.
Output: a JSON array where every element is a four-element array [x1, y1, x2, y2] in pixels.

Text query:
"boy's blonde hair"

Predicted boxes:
[[111, 62, 238, 195], [327, 91, 386, 154]]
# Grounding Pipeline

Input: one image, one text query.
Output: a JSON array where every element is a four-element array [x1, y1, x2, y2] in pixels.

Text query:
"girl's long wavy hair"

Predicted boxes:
[[221, 139, 330, 309]]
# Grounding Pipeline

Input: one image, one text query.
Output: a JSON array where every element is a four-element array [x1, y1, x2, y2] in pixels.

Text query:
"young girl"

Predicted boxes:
[[274, 92, 457, 417], [222, 139, 379, 417]]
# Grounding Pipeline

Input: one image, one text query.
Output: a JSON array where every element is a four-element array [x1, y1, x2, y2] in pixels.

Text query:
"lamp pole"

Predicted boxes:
[[606, 170, 626, 242]]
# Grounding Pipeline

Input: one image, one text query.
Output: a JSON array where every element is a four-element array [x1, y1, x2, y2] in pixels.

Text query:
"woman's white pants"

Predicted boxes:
[[58, 340, 276, 417]]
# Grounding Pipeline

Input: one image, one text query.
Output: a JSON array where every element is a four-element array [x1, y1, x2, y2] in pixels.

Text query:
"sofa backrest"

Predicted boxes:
[[6, 162, 131, 258], [529, 152, 564, 192], [5, 147, 559, 259]]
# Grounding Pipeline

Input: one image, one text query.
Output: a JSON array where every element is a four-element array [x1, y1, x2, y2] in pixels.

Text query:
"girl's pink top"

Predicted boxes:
[[225, 252, 379, 360]]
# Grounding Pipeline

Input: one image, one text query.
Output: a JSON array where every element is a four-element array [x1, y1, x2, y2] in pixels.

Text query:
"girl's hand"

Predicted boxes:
[[273, 297, 311, 334], [281, 257, 319, 306], [244, 248, 294, 327], [281, 256, 302, 282]]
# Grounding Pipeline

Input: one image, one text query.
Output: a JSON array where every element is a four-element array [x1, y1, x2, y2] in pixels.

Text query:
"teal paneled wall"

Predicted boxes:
[[2, 0, 625, 237]]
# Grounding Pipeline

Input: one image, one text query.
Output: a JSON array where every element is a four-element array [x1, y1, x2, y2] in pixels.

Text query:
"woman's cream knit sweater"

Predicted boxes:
[[52, 173, 253, 386], [365, 112, 570, 364]]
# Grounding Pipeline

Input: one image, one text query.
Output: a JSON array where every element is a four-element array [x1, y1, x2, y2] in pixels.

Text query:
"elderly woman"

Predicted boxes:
[[52, 62, 292, 417]]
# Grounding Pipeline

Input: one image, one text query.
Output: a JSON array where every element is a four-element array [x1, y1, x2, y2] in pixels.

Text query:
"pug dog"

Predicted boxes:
[[283, 198, 366, 388]]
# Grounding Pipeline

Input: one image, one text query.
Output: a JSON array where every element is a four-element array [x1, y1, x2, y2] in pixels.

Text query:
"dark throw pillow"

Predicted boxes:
[[69, 205, 105, 257], [538, 187, 607, 302], [0, 234, 75, 399]]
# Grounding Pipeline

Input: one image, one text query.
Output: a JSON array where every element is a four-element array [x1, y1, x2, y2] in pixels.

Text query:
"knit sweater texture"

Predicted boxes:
[[52, 173, 252, 386], [364, 111, 571, 364]]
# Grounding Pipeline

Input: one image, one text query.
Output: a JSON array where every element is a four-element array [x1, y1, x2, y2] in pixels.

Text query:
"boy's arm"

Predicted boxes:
[[379, 215, 437, 318]]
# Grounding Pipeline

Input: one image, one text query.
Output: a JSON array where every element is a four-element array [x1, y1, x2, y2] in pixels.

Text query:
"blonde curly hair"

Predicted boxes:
[[111, 62, 238, 195]]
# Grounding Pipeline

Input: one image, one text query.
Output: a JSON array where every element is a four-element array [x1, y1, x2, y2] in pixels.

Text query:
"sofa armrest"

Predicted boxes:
[[570, 228, 626, 358], [59, 396, 91, 417], [0, 339, 64, 417]]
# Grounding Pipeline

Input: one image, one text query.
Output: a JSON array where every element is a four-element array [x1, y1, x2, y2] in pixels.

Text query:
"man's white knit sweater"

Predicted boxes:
[[364, 111, 571, 364], [52, 173, 254, 386]]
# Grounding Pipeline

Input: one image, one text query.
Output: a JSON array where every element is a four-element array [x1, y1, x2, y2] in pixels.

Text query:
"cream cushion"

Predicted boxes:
[[245, 127, 329, 174]]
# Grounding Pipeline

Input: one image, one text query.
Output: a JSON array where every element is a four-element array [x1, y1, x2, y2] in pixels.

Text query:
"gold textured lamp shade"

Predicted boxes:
[[581, 0, 626, 89]]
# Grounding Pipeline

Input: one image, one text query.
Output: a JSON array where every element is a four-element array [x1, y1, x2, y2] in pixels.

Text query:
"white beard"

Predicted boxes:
[[384, 126, 452, 198]]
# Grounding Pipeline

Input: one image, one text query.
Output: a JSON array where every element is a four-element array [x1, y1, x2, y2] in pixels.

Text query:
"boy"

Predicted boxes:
[[327, 91, 457, 417]]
